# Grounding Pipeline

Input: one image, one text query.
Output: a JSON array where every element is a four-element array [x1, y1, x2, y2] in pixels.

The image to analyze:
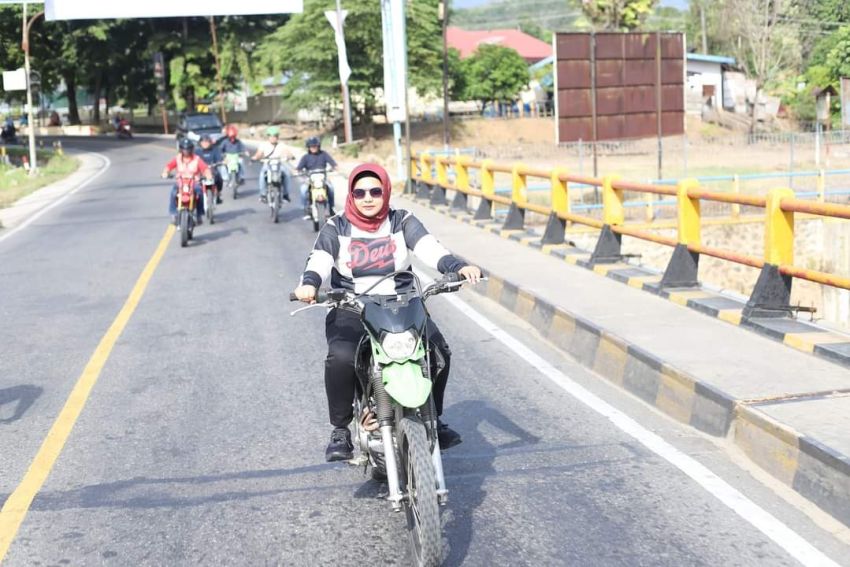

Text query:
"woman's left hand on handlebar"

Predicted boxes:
[[458, 265, 482, 285]]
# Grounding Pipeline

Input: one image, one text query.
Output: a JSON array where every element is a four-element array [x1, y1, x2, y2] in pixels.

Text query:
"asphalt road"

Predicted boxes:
[[1, 137, 849, 566]]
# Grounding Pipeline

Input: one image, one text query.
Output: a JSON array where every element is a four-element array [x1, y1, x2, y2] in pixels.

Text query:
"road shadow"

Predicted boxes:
[[19, 463, 356, 512], [278, 207, 307, 224], [441, 400, 541, 566], [0, 385, 43, 424], [212, 207, 256, 223], [194, 226, 249, 243]]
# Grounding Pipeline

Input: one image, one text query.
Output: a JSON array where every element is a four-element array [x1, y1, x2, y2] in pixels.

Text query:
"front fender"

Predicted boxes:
[[382, 361, 432, 409]]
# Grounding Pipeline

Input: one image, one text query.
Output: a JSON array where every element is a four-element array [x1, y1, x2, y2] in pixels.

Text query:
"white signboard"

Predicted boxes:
[[380, 0, 407, 123], [2, 69, 26, 92], [324, 10, 351, 87], [45, 0, 303, 20]]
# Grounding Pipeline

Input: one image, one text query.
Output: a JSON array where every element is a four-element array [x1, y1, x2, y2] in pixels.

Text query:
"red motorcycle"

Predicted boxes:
[[174, 174, 213, 247], [116, 119, 132, 139]]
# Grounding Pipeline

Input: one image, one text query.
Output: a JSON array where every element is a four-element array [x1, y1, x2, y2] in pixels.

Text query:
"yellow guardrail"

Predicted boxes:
[[410, 152, 850, 318]]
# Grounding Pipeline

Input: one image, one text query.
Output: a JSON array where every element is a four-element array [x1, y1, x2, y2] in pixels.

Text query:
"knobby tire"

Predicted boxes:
[[399, 416, 441, 567]]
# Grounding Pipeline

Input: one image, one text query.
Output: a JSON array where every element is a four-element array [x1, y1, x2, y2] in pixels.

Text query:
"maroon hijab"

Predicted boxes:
[[345, 163, 392, 232]]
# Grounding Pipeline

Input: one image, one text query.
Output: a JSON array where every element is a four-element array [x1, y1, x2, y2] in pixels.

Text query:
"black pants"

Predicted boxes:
[[324, 308, 451, 428]]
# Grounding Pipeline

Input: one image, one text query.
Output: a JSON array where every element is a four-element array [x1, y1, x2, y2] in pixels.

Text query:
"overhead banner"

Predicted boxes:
[[45, 0, 303, 20]]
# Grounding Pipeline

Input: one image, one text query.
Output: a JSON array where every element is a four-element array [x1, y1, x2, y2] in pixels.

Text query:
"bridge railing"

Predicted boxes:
[[410, 152, 850, 319]]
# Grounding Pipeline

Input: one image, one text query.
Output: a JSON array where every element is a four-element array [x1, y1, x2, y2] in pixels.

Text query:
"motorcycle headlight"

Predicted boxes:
[[381, 331, 419, 361]]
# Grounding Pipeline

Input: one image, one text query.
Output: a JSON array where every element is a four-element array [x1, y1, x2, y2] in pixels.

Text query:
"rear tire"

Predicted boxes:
[[399, 416, 441, 567], [179, 210, 189, 248], [230, 177, 238, 200]]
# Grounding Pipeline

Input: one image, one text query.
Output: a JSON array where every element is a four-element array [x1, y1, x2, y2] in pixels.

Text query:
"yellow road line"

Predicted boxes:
[[0, 225, 175, 561]]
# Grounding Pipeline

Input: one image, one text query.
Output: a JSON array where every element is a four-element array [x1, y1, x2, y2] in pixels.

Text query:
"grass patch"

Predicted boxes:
[[0, 151, 80, 209]]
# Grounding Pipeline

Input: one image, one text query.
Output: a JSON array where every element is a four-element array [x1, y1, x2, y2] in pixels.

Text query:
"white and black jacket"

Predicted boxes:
[[300, 209, 467, 294]]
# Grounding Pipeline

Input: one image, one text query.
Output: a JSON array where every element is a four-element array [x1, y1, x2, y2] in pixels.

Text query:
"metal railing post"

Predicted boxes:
[[451, 155, 471, 211], [542, 167, 569, 245], [590, 175, 623, 264], [416, 153, 433, 199], [474, 159, 495, 220], [430, 157, 449, 205], [503, 163, 527, 230], [661, 178, 701, 288], [744, 187, 796, 318]]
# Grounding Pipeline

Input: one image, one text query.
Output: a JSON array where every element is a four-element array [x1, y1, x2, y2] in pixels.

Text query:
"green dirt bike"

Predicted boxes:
[[305, 168, 331, 232], [290, 271, 482, 567], [223, 153, 241, 199], [263, 158, 286, 223]]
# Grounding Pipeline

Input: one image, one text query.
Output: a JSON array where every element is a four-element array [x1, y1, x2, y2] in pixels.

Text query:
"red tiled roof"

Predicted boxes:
[[447, 27, 552, 63]]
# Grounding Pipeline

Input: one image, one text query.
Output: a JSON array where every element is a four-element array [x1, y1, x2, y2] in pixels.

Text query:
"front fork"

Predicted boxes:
[[372, 360, 449, 511]]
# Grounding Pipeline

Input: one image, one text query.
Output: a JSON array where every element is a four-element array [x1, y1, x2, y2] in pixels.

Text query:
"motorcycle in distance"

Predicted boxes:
[[304, 168, 331, 232], [171, 173, 214, 247], [203, 165, 221, 225], [290, 271, 485, 567], [116, 119, 132, 139], [261, 157, 288, 223], [223, 153, 241, 199]]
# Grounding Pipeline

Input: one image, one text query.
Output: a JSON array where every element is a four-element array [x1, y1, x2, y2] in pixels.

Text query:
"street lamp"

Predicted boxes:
[[21, 2, 44, 176]]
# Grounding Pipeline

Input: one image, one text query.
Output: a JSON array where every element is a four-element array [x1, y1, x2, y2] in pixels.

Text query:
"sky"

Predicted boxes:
[[454, 0, 689, 9]]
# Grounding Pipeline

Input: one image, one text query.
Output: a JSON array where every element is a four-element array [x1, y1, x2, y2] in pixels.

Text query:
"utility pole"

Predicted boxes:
[[439, 0, 450, 148], [699, 1, 708, 54], [208, 16, 227, 124], [21, 1, 43, 177], [336, 0, 353, 143]]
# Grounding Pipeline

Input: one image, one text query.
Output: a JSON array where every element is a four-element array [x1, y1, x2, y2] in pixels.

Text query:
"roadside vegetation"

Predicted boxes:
[[0, 149, 79, 209]]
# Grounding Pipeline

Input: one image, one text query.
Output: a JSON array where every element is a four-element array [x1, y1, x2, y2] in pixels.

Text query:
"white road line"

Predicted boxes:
[[0, 153, 111, 245], [436, 284, 838, 567]]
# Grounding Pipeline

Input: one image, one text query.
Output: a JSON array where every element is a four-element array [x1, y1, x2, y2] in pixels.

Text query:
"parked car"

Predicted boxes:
[[175, 112, 224, 147]]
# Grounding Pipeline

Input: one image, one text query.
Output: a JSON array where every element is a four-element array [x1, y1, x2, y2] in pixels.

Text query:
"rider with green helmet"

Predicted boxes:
[[251, 126, 294, 203]]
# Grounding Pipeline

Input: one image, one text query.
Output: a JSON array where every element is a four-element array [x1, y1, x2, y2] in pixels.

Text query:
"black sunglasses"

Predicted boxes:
[[352, 187, 384, 199]]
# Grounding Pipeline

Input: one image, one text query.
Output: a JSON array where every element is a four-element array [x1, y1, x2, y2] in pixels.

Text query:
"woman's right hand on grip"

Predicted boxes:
[[293, 285, 317, 303]]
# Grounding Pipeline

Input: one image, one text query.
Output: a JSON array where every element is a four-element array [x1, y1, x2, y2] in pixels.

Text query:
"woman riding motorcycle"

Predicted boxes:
[[293, 163, 482, 462]]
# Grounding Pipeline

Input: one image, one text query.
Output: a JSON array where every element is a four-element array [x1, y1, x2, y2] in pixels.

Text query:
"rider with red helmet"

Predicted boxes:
[[219, 124, 249, 185]]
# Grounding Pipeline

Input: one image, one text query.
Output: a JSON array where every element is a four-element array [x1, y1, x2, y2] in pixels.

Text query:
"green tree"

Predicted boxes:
[[255, 0, 443, 122], [461, 44, 529, 113], [580, 0, 659, 30]]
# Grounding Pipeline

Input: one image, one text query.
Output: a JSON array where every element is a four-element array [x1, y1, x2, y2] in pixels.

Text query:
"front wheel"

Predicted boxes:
[[230, 176, 238, 200], [312, 200, 326, 232], [179, 209, 189, 248], [206, 189, 215, 224], [271, 186, 281, 223], [399, 416, 441, 567]]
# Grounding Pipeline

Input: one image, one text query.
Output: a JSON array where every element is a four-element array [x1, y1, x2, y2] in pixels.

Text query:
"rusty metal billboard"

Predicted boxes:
[[554, 32, 685, 143]]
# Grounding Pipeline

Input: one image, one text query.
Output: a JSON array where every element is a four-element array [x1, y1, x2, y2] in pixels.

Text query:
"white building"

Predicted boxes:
[[686, 53, 736, 114]]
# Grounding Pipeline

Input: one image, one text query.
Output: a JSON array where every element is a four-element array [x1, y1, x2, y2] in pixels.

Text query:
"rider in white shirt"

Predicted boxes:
[[252, 126, 294, 203]]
